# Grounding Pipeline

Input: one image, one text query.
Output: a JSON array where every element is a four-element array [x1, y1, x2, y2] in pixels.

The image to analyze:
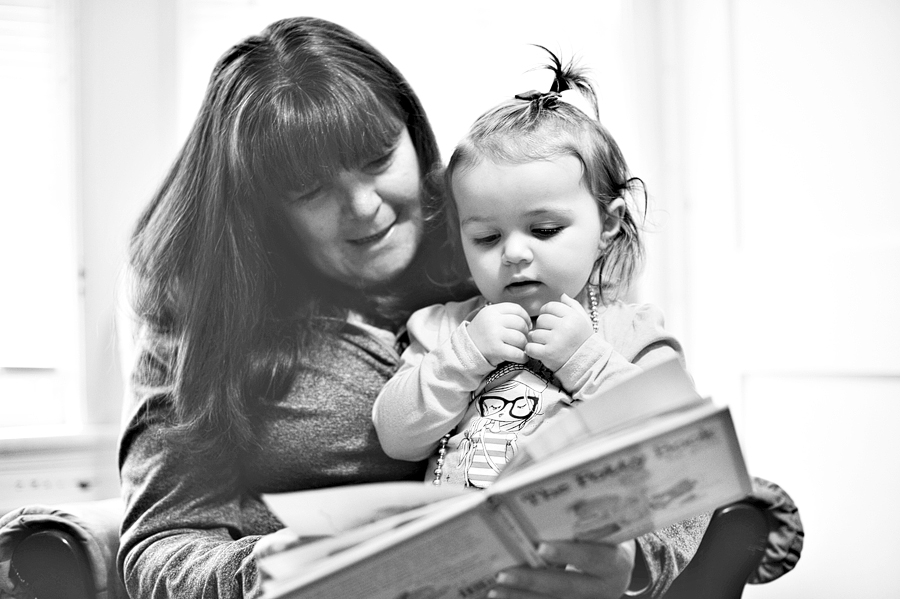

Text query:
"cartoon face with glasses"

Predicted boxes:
[[457, 362, 568, 488]]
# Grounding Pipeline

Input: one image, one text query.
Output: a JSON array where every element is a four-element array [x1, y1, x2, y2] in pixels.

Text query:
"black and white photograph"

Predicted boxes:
[[1, 1, 897, 598]]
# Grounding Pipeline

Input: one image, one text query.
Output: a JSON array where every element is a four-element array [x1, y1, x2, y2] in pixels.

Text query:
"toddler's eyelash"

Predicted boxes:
[[532, 226, 563, 238], [472, 234, 500, 246]]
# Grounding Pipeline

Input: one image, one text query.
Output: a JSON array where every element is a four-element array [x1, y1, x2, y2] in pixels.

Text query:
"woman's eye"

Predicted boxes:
[[532, 226, 563, 239], [290, 186, 323, 205], [364, 152, 394, 174]]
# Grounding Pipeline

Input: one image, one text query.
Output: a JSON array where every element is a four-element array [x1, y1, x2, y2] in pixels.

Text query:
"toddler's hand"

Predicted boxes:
[[468, 302, 531, 366], [526, 294, 594, 372]]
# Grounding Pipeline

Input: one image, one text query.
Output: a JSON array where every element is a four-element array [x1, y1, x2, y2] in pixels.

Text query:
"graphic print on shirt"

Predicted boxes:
[[457, 362, 568, 488]]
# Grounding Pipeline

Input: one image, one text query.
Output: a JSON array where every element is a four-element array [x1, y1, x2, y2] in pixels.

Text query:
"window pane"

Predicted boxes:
[[0, 0, 81, 430]]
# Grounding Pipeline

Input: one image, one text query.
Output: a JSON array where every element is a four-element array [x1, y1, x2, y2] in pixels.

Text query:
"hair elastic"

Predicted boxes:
[[514, 46, 598, 120], [512, 88, 597, 121]]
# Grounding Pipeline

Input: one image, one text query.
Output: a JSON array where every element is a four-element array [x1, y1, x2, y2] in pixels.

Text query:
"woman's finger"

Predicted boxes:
[[539, 540, 635, 578], [490, 564, 623, 599], [534, 540, 636, 596]]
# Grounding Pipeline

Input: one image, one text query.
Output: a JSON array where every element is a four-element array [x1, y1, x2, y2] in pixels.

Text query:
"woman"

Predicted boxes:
[[119, 16, 702, 598]]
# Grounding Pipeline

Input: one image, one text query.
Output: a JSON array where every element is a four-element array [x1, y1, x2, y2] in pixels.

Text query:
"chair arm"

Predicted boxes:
[[662, 476, 803, 599], [661, 499, 770, 599], [1, 497, 126, 599]]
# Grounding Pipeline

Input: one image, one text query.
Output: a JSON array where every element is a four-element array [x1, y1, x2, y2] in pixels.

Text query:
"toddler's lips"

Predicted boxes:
[[505, 281, 543, 297]]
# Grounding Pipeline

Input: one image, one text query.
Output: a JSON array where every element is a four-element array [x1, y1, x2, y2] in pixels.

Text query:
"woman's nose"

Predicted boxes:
[[338, 172, 382, 219], [501, 235, 533, 265]]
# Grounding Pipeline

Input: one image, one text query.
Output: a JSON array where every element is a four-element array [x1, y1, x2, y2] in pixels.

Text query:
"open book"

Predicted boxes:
[[259, 358, 751, 599]]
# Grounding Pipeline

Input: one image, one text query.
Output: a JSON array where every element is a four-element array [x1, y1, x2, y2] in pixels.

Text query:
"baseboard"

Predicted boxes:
[[0, 427, 119, 514]]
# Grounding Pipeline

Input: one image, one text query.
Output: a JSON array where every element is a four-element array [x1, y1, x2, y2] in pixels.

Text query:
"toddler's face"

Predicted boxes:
[[452, 155, 606, 317]]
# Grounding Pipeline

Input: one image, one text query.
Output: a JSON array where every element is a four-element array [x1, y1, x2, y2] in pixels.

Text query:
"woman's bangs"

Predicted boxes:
[[255, 85, 403, 196]]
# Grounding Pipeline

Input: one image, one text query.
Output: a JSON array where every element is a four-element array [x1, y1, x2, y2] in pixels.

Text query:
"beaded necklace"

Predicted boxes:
[[431, 286, 600, 485]]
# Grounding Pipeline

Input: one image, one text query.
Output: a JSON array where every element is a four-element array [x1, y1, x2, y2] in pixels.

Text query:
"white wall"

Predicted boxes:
[[646, 1, 900, 597]]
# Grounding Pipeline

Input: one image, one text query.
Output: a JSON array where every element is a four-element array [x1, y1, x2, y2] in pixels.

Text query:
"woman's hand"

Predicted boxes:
[[525, 294, 594, 372], [489, 540, 637, 599], [468, 302, 532, 365], [0, 560, 30, 599]]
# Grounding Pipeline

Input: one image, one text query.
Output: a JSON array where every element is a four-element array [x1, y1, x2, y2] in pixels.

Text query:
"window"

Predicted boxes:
[[0, 0, 82, 433]]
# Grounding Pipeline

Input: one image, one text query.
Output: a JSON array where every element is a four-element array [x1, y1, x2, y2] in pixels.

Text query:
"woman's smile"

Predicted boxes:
[[347, 217, 398, 245], [347, 214, 403, 246]]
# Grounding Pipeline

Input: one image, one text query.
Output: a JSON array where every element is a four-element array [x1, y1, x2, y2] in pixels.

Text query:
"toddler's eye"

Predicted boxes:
[[532, 226, 563, 239], [471, 233, 500, 246]]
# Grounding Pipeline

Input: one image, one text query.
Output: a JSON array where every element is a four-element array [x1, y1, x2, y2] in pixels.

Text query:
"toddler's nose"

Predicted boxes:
[[501, 235, 533, 265]]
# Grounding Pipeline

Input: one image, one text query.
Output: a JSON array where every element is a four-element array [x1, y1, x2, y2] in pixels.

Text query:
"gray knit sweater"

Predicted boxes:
[[117, 319, 703, 598]]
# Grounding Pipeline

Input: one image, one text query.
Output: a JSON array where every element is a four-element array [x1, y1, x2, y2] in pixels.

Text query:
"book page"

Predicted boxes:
[[491, 407, 751, 545], [501, 357, 704, 475], [258, 496, 467, 582], [263, 481, 469, 537], [262, 493, 524, 599]]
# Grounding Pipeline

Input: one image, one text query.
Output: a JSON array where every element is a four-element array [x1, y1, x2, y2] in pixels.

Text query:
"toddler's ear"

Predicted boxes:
[[599, 197, 626, 248]]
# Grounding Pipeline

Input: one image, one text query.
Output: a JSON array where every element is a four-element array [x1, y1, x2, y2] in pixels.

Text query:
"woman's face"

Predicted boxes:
[[285, 127, 424, 288]]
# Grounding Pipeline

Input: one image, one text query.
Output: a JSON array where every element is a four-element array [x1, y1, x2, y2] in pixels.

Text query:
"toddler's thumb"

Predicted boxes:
[[559, 293, 584, 311]]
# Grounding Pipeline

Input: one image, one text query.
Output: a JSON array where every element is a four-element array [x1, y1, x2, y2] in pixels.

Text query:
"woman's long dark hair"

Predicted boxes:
[[129, 17, 458, 455]]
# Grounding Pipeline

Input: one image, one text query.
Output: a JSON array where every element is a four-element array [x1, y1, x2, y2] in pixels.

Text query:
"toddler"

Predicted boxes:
[[373, 50, 684, 488]]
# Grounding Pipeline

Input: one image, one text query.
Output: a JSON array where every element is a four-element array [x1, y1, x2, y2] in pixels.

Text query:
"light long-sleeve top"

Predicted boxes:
[[372, 296, 685, 485]]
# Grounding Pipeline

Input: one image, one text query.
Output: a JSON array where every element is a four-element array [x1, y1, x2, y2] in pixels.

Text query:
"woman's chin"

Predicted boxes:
[[376, 227, 423, 279], [334, 220, 420, 288], [357, 263, 411, 288], [353, 248, 418, 288]]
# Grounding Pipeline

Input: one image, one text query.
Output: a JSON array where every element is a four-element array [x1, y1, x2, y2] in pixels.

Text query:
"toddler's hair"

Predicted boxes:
[[444, 47, 644, 301]]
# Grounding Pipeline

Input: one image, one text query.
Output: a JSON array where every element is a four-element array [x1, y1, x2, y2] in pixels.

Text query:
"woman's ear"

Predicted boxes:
[[598, 196, 626, 248]]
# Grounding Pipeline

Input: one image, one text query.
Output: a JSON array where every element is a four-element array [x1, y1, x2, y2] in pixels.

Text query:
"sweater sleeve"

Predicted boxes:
[[117, 335, 265, 599], [634, 514, 711, 597], [372, 301, 495, 461]]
